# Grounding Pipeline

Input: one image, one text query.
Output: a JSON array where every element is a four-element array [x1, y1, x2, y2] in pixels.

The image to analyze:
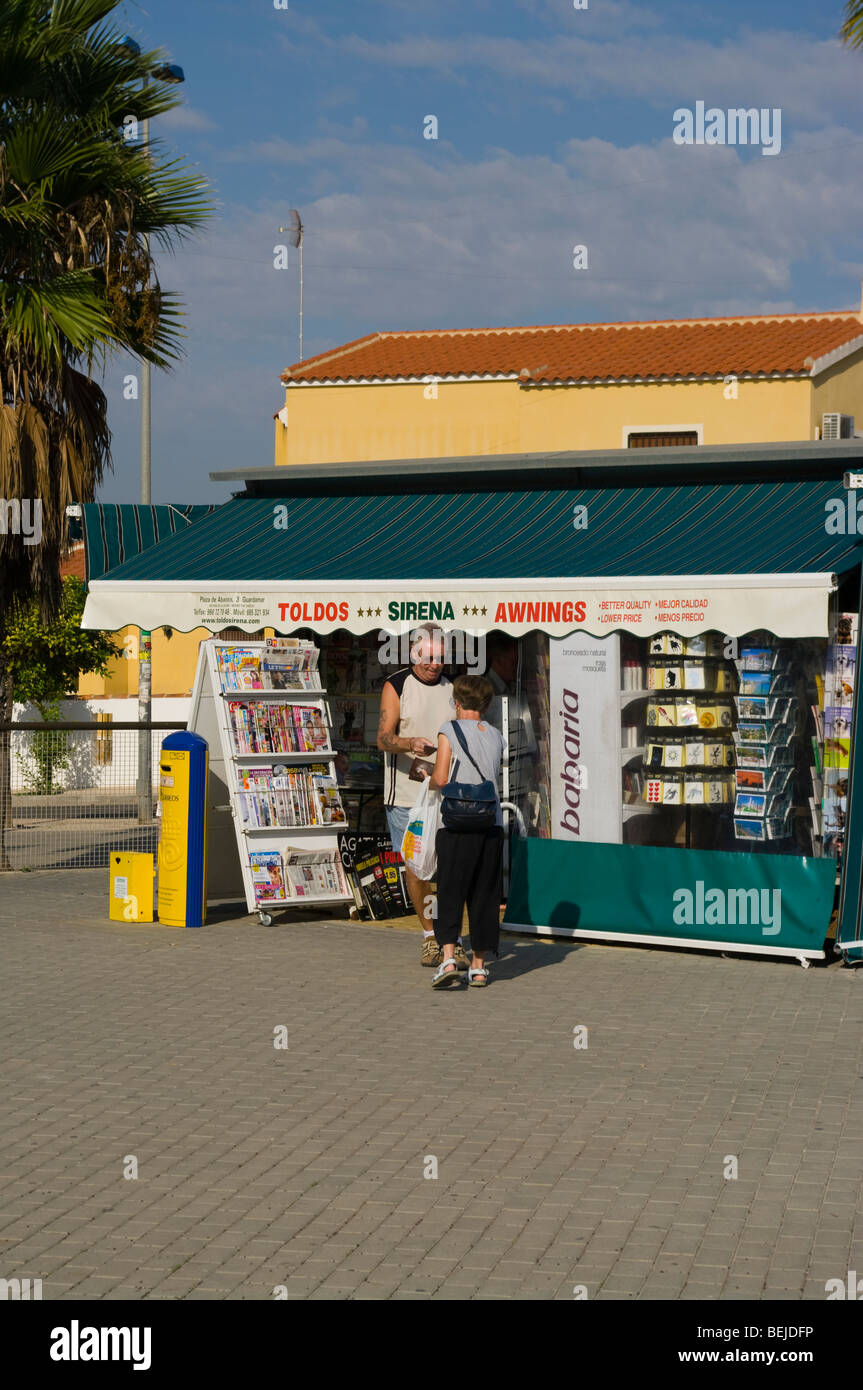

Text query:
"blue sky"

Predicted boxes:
[[102, 0, 863, 503]]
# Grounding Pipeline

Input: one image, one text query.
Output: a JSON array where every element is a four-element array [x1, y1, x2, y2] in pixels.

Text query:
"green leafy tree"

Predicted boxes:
[[5, 575, 120, 708], [0, 0, 213, 861], [4, 576, 121, 797]]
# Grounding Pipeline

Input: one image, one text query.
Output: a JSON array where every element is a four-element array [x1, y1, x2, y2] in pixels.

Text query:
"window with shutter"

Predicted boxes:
[[627, 431, 700, 448]]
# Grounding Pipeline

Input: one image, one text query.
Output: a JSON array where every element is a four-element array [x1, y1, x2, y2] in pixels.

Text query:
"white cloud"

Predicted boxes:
[[159, 105, 219, 133], [158, 127, 863, 355], [333, 27, 862, 129]]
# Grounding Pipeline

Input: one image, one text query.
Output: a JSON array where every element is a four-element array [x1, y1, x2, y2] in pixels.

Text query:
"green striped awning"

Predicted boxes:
[[84, 482, 863, 582], [80, 481, 862, 638], [81, 504, 218, 581]]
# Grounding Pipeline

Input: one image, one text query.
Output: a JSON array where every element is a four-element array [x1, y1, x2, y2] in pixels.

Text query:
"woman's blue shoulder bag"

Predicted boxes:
[[441, 722, 498, 831]]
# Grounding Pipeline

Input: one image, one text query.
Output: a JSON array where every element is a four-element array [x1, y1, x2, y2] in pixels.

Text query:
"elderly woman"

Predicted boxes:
[[428, 674, 504, 989]]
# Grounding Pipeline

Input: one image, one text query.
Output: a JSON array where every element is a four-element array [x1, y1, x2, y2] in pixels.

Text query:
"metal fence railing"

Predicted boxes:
[[0, 721, 185, 871]]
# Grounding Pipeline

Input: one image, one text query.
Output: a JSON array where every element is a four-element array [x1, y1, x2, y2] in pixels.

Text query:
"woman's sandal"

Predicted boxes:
[[468, 966, 489, 987], [432, 958, 463, 988]]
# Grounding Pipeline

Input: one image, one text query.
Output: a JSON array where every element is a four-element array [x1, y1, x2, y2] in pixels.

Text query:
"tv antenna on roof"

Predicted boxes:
[[279, 210, 304, 362]]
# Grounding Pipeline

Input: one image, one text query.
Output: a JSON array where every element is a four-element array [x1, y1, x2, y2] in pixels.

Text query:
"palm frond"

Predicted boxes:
[[0, 270, 117, 360], [841, 1, 863, 47]]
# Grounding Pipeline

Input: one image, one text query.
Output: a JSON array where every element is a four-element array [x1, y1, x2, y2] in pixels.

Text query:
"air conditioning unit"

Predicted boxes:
[[822, 412, 855, 439]]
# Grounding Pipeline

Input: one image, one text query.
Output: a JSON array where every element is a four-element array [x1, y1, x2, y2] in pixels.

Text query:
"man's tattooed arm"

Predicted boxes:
[[377, 687, 408, 753], [377, 708, 405, 753]]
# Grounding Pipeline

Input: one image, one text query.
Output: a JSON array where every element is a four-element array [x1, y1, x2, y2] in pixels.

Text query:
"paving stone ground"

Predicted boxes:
[[1, 869, 862, 1302]]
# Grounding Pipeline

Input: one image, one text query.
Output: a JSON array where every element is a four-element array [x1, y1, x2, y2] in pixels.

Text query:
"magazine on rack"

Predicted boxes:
[[353, 843, 392, 919], [311, 774, 347, 825], [262, 661, 305, 692], [293, 705, 329, 752], [379, 845, 411, 912], [249, 851, 288, 902], [282, 847, 347, 899], [228, 701, 303, 755], [237, 764, 344, 827], [263, 638, 320, 691], [217, 647, 263, 692], [340, 834, 412, 920]]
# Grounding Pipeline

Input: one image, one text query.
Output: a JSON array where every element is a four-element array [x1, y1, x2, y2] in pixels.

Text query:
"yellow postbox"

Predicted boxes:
[[157, 731, 208, 927], [109, 852, 155, 922]]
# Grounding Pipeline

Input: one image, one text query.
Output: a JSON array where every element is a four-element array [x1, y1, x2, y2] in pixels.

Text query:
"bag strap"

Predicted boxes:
[[450, 721, 486, 783]]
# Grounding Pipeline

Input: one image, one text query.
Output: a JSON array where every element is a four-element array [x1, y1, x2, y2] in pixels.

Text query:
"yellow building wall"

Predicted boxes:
[[77, 626, 210, 699], [76, 625, 278, 699], [78, 625, 135, 698], [810, 346, 863, 435], [274, 376, 815, 466]]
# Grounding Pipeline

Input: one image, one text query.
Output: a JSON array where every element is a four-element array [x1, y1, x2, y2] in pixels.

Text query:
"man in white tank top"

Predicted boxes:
[[377, 626, 462, 968]]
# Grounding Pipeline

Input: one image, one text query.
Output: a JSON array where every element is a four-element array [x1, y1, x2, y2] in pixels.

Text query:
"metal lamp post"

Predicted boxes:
[[279, 210, 304, 362], [121, 38, 185, 822]]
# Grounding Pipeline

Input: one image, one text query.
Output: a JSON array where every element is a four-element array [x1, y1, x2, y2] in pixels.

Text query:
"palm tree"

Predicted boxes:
[[0, 0, 213, 864], [841, 1, 863, 47]]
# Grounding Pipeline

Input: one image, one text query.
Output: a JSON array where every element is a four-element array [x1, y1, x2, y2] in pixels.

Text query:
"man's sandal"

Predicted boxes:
[[468, 966, 489, 987], [432, 958, 463, 988]]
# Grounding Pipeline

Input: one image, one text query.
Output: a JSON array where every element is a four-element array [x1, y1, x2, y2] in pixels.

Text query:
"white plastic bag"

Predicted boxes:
[[400, 779, 441, 879]]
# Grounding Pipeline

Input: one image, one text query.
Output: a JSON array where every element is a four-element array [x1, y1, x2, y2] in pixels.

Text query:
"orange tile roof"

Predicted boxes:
[[281, 311, 863, 386], [60, 542, 86, 581]]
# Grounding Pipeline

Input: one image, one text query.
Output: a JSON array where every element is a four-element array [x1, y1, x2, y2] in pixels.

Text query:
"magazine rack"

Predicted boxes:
[[188, 640, 354, 925]]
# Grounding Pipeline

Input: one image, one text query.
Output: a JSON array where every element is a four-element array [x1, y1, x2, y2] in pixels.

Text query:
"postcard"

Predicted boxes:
[[734, 818, 766, 841], [739, 671, 773, 696], [737, 722, 768, 743], [736, 746, 767, 768], [736, 696, 768, 720], [740, 647, 774, 672], [736, 768, 766, 791], [824, 707, 853, 739]]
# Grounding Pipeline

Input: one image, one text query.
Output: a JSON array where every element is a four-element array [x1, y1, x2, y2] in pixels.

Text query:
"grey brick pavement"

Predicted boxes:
[[1, 869, 862, 1301]]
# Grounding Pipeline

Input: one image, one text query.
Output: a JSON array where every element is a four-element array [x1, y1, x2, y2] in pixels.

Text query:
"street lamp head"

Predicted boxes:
[[119, 35, 142, 56], [152, 62, 185, 84]]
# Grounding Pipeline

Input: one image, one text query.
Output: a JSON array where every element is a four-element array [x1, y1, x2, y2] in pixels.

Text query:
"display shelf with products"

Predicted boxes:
[[619, 630, 829, 854], [628, 634, 740, 830], [188, 640, 355, 924]]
